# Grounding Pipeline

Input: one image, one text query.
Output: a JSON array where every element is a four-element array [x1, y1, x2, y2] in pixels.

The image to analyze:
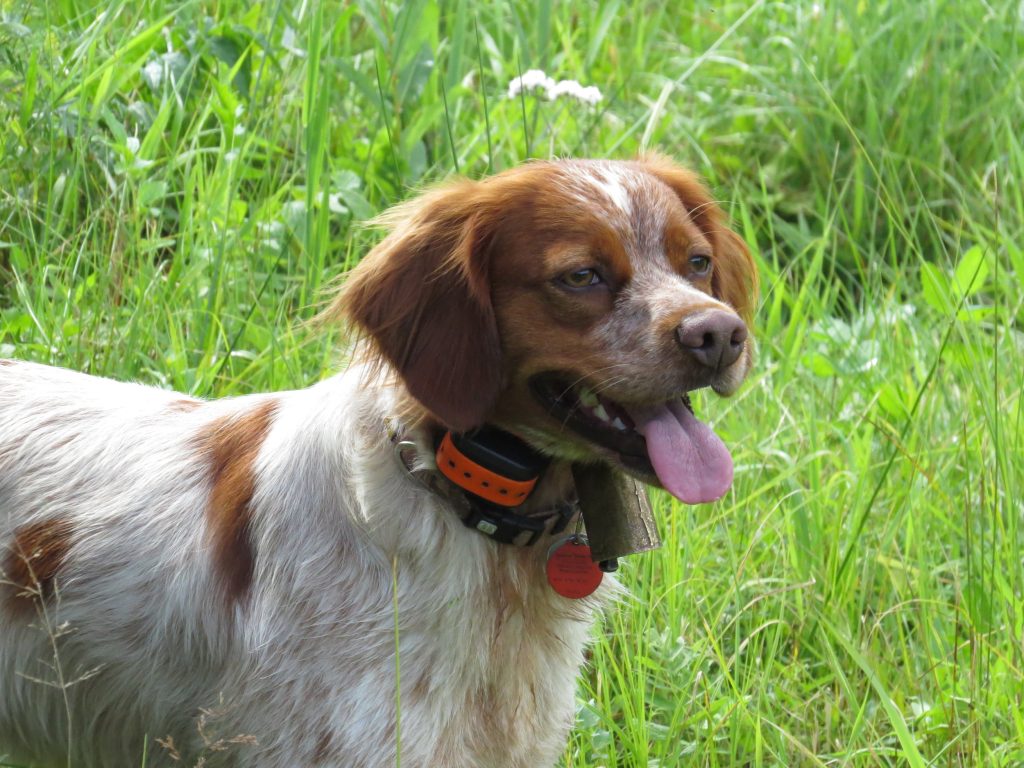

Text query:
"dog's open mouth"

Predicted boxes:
[[530, 374, 734, 504]]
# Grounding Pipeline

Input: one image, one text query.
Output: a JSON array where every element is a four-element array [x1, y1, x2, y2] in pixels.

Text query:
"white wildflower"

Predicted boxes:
[[142, 59, 163, 89], [548, 79, 603, 105], [507, 69, 555, 99], [328, 193, 348, 214], [257, 220, 284, 250], [281, 25, 305, 57], [506, 69, 603, 105], [125, 136, 140, 155], [257, 220, 283, 237], [234, 124, 246, 137]]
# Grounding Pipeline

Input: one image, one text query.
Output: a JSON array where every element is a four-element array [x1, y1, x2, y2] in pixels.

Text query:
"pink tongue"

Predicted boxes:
[[627, 400, 733, 504]]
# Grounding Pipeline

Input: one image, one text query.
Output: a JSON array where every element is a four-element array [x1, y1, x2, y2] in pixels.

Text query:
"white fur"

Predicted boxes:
[[560, 160, 638, 219], [590, 164, 633, 217], [0, 360, 601, 767]]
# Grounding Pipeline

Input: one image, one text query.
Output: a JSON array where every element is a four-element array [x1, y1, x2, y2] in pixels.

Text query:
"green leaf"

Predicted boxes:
[[1008, 245, 1024, 289], [877, 381, 911, 420], [19, 49, 39, 130], [331, 171, 374, 221], [209, 32, 252, 97], [802, 351, 836, 377], [209, 35, 243, 69], [920, 262, 952, 312], [138, 179, 168, 209], [951, 245, 989, 299]]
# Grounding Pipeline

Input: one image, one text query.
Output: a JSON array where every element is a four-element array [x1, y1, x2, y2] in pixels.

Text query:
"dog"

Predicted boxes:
[[0, 156, 756, 767]]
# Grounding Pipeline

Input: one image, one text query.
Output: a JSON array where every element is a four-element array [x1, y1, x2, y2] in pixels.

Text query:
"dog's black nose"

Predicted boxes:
[[676, 310, 747, 371]]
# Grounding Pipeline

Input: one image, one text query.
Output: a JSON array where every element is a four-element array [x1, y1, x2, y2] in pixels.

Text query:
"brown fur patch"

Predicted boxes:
[[312, 728, 333, 763], [409, 672, 432, 705], [168, 398, 202, 412], [0, 359, 12, 366], [195, 400, 278, 606], [329, 180, 502, 432], [4, 517, 75, 616]]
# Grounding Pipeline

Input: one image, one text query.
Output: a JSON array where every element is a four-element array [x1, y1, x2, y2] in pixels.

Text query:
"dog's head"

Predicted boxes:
[[331, 157, 757, 504]]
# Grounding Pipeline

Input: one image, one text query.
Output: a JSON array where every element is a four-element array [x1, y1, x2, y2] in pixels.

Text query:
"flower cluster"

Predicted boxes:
[[507, 69, 602, 105]]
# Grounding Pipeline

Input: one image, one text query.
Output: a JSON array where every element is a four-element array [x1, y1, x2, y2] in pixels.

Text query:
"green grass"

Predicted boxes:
[[1, 0, 1022, 765]]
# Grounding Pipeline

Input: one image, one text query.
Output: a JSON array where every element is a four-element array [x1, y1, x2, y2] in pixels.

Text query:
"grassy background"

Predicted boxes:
[[1, 0, 1022, 765]]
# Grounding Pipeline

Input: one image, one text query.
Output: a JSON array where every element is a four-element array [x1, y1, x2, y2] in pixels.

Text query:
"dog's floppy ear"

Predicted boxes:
[[329, 181, 501, 432], [709, 227, 757, 327], [638, 154, 758, 325]]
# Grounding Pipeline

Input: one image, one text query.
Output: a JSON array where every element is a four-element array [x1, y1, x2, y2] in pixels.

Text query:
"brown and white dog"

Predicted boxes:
[[0, 156, 756, 767]]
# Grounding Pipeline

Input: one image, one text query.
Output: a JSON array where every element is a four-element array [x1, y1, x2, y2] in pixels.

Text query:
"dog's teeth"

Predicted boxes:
[[611, 417, 627, 431], [578, 388, 599, 407], [593, 404, 610, 422]]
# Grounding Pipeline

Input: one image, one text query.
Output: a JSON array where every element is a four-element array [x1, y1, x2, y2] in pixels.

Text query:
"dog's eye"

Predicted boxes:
[[560, 268, 603, 288], [688, 253, 712, 276]]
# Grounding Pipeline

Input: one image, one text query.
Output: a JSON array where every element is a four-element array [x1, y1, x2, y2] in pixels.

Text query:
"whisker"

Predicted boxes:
[[552, 364, 634, 402]]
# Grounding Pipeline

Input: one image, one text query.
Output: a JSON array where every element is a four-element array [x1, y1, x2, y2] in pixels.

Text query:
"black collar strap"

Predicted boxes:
[[461, 497, 577, 546]]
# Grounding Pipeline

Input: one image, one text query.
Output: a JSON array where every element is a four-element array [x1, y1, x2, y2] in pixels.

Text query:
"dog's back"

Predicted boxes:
[[0, 360, 593, 767], [0, 360, 237, 765]]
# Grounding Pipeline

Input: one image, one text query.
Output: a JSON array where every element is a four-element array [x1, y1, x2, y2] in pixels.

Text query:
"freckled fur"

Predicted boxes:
[[3, 517, 74, 616], [169, 398, 203, 412], [0, 156, 756, 768]]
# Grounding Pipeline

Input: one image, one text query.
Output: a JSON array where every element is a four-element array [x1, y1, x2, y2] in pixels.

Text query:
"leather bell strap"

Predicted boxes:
[[571, 463, 661, 561]]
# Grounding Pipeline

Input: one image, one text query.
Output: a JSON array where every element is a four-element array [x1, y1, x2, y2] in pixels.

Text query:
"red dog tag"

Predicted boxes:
[[546, 537, 603, 599]]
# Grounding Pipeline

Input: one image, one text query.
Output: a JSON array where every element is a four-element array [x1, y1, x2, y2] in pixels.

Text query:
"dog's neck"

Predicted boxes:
[[378, 400, 581, 556], [382, 380, 577, 516]]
